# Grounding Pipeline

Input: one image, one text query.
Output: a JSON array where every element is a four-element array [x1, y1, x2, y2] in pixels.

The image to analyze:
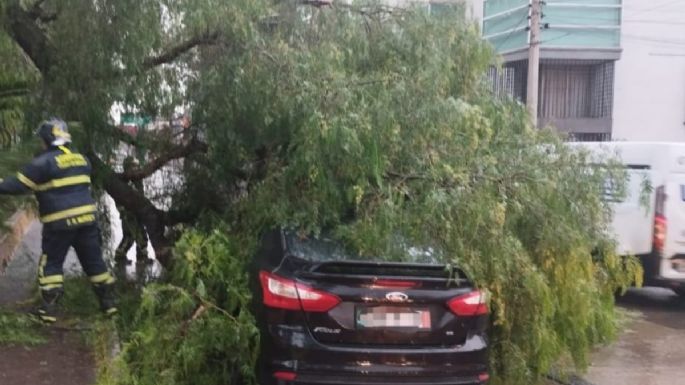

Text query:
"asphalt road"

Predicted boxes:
[[586, 287, 685, 385]]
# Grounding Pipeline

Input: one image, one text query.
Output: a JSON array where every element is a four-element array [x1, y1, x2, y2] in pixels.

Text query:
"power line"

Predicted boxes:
[[622, 34, 685, 46], [649, 52, 685, 57], [488, 2, 685, 51], [622, 19, 685, 25], [539, 29, 685, 48], [540, 13, 685, 26], [624, 0, 685, 15], [493, 12, 530, 51], [546, 29, 685, 47]]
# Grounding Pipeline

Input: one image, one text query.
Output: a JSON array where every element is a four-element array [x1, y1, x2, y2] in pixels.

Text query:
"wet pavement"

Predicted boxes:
[[0, 196, 151, 385], [0, 329, 96, 385], [0, 221, 84, 306], [0, 220, 96, 385], [586, 287, 685, 385]]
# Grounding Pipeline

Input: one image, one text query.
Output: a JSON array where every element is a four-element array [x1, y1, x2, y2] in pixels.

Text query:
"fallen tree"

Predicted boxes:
[[1, 1, 641, 385]]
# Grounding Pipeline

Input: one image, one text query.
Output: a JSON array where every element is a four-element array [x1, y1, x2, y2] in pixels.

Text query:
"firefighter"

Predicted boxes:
[[114, 156, 150, 266], [0, 118, 117, 322]]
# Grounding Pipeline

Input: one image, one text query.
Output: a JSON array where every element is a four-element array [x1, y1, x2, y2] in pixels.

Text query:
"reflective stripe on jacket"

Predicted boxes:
[[0, 146, 96, 229]]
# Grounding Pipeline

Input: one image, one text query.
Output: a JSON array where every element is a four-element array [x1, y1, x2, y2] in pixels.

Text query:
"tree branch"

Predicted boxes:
[[86, 150, 174, 266], [37, 12, 57, 22], [29, 0, 48, 12], [117, 137, 208, 181], [6, 2, 51, 74], [142, 30, 221, 69], [27, 0, 56, 22]]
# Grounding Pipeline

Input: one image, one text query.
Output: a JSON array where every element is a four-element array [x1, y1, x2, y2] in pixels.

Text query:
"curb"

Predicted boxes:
[[0, 209, 36, 272], [547, 373, 596, 385]]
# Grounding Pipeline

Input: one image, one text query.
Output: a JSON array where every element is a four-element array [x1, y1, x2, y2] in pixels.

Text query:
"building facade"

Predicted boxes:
[[479, 0, 685, 142], [384, 0, 483, 19], [613, 0, 685, 142]]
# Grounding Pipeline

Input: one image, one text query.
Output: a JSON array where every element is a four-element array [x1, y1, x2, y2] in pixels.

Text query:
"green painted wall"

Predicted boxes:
[[483, 6, 528, 35], [487, 30, 529, 53], [483, 0, 622, 53], [541, 29, 621, 48], [483, 0, 529, 52], [545, 0, 620, 5], [484, 0, 528, 15]]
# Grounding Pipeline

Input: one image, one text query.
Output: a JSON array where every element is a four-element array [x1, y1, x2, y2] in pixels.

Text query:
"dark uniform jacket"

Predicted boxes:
[[0, 145, 97, 230]]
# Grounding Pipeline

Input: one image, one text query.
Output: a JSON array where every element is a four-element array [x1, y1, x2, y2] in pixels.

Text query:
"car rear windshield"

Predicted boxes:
[[284, 232, 441, 264]]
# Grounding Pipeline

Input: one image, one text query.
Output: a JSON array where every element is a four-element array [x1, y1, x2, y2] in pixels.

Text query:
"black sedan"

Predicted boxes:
[[251, 230, 489, 385]]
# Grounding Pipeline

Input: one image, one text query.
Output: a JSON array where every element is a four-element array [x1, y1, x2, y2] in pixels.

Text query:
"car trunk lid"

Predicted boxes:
[[293, 260, 481, 347]]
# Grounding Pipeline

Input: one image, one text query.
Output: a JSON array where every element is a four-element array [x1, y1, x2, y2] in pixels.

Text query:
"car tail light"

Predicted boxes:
[[653, 186, 667, 255], [447, 291, 489, 316], [273, 371, 297, 381], [260, 271, 341, 312], [478, 373, 490, 383]]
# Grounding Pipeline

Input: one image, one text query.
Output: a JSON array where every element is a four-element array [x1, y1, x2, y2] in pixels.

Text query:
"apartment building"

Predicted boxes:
[[479, 0, 685, 142]]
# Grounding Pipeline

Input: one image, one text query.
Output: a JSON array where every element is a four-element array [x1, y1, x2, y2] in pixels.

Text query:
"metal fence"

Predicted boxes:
[[486, 59, 615, 142], [566, 132, 612, 142]]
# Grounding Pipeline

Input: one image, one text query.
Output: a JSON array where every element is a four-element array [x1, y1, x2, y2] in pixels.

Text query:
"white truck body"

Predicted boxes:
[[568, 142, 685, 291]]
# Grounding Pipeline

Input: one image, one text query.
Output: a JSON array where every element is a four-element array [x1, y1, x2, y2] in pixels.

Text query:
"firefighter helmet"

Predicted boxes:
[[36, 118, 71, 146]]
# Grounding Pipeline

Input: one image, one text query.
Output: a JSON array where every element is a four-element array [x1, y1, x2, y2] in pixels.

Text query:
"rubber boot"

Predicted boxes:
[[93, 282, 118, 318], [33, 287, 64, 323]]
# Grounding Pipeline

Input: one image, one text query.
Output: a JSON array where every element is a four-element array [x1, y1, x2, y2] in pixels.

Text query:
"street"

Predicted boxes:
[[3, 216, 685, 385], [587, 288, 685, 385]]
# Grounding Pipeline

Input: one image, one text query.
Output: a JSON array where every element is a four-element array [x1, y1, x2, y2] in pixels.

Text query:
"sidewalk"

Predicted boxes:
[[585, 288, 685, 385], [0, 220, 95, 385]]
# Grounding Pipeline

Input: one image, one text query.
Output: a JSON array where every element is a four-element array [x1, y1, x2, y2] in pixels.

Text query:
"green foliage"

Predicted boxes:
[[59, 277, 104, 319], [192, 4, 641, 384], [1, 1, 642, 384], [0, 28, 37, 148], [0, 310, 47, 346], [0, 143, 34, 221], [98, 230, 259, 385]]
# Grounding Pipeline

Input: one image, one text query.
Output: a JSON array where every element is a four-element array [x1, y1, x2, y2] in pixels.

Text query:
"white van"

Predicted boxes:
[[568, 142, 685, 295]]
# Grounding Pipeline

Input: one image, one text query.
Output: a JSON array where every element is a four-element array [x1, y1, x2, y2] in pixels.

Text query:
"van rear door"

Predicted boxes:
[[610, 168, 654, 257], [662, 177, 685, 280]]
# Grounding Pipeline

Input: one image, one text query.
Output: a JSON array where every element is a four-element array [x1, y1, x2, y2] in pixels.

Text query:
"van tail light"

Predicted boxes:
[[259, 271, 341, 312], [447, 291, 489, 316], [653, 186, 667, 255]]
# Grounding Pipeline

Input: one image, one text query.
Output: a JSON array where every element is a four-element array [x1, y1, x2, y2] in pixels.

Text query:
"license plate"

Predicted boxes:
[[356, 306, 431, 329]]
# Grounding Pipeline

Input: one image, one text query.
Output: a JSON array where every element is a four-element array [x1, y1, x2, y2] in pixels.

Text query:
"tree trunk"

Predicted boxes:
[[86, 151, 174, 268]]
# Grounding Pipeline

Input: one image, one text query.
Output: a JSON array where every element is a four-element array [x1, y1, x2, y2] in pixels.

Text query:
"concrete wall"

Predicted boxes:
[[612, 0, 685, 141], [464, 0, 483, 21]]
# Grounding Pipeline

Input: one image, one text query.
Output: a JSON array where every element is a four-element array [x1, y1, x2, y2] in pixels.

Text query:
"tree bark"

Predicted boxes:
[[118, 137, 208, 181], [5, 1, 51, 74], [86, 151, 175, 268], [2, 2, 217, 268], [142, 30, 220, 70]]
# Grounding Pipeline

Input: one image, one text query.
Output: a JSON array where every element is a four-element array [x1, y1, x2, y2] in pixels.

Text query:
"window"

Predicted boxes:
[[429, 1, 462, 17]]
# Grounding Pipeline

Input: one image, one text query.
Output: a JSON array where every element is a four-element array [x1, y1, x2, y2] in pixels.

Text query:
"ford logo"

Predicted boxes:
[[386, 292, 409, 302]]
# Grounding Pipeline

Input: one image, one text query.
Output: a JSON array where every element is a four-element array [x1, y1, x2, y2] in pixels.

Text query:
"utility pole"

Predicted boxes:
[[527, 0, 542, 128]]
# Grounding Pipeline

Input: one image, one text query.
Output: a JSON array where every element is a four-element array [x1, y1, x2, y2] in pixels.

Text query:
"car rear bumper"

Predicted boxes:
[[289, 374, 486, 385], [260, 323, 488, 385]]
